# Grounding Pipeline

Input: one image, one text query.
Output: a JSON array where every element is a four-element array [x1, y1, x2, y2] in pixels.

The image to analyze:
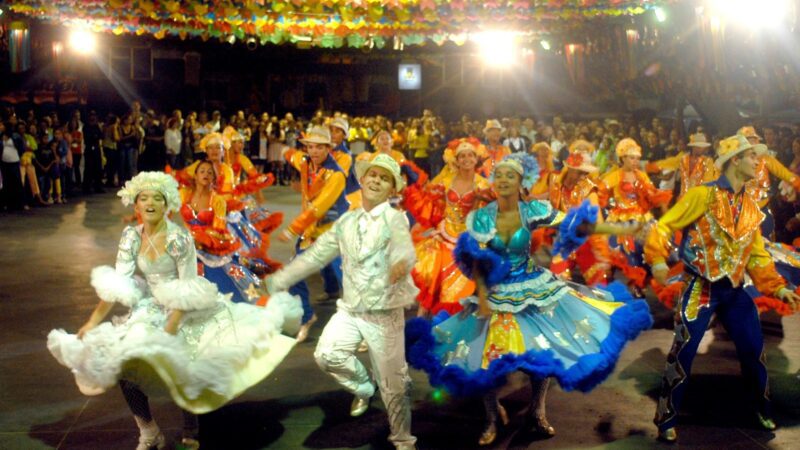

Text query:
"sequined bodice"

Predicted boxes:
[[488, 227, 531, 271], [137, 253, 178, 289], [180, 203, 214, 226], [443, 188, 478, 235]]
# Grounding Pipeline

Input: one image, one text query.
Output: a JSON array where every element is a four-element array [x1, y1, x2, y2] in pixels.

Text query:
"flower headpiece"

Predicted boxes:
[[491, 152, 540, 191], [117, 171, 181, 213], [443, 137, 487, 168], [199, 132, 229, 153], [615, 138, 642, 158]]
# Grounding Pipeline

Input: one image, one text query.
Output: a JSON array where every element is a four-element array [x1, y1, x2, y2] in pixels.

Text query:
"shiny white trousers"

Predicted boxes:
[[314, 308, 416, 449]]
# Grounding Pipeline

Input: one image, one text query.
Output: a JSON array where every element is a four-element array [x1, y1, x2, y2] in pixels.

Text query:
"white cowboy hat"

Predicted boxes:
[[355, 153, 406, 192]]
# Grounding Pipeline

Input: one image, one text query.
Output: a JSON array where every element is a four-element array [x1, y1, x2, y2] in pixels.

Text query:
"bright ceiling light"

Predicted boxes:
[[709, 0, 790, 27], [472, 31, 516, 67], [68, 29, 97, 55], [654, 7, 667, 23], [540, 40, 551, 50]]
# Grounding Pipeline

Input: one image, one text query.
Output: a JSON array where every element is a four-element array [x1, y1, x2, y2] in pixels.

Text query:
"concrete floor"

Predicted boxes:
[[1, 185, 799, 450]]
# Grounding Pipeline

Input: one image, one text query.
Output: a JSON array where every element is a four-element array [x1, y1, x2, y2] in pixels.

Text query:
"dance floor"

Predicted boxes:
[[2, 185, 799, 449]]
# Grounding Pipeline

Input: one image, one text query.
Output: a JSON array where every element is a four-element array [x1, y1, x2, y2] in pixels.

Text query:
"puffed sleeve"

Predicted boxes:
[[456, 205, 510, 286], [90, 226, 144, 308], [151, 226, 221, 311], [523, 200, 564, 229], [268, 215, 344, 293]]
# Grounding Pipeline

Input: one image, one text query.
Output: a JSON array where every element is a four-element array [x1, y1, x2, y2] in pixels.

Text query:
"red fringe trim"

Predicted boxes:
[[609, 250, 647, 288], [250, 211, 284, 234], [753, 296, 795, 316], [190, 226, 242, 256], [411, 268, 436, 311], [401, 160, 429, 187], [649, 279, 686, 310], [233, 173, 275, 196]]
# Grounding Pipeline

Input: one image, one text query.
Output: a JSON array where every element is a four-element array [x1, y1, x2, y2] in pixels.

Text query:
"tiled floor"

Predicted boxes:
[[1, 185, 798, 449]]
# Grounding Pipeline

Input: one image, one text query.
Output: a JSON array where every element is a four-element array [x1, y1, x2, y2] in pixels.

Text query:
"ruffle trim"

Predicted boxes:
[[47, 291, 301, 411], [151, 277, 224, 311], [249, 210, 283, 234], [233, 173, 275, 196], [552, 200, 598, 259], [189, 226, 242, 256], [406, 283, 652, 397], [90, 266, 143, 307], [453, 233, 510, 287]]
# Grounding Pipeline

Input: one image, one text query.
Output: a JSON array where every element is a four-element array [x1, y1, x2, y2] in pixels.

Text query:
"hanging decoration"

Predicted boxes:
[[8, 21, 32, 73], [6, 0, 672, 49]]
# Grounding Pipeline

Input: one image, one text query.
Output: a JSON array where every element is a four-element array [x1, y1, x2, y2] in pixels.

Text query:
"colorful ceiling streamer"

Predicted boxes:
[[6, 1, 669, 48]]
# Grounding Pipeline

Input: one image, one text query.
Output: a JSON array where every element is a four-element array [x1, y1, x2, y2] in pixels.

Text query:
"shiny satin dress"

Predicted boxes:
[[180, 202, 266, 304], [406, 200, 652, 396], [407, 174, 490, 314], [47, 222, 300, 413]]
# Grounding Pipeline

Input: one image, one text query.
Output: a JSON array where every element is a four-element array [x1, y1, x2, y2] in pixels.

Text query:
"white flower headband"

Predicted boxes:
[[117, 171, 181, 213]]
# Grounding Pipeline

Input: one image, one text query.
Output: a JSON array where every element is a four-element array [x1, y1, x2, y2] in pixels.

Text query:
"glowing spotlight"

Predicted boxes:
[[0, 8, 4, 16], [472, 31, 517, 67], [709, 0, 790, 27], [540, 40, 551, 51], [68, 29, 97, 55], [654, 7, 667, 23]]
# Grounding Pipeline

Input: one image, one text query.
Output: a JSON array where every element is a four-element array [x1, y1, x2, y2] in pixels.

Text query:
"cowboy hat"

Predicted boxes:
[[355, 153, 405, 191], [300, 126, 333, 146]]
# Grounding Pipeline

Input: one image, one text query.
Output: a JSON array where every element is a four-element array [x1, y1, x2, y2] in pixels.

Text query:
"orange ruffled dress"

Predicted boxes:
[[404, 171, 490, 314]]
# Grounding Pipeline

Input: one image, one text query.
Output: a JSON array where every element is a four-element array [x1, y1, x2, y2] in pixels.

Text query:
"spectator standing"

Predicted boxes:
[[164, 117, 182, 169], [103, 114, 120, 187], [67, 118, 83, 189], [82, 111, 105, 194], [1, 121, 25, 211], [118, 114, 138, 184]]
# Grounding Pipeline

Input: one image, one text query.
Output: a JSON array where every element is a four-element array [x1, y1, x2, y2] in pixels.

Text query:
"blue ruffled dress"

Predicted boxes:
[[407, 200, 652, 397]]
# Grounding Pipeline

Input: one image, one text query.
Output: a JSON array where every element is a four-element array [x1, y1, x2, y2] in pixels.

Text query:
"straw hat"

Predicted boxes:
[[737, 126, 761, 141], [222, 126, 244, 144], [569, 139, 596, 154], [564, 151, 598, 173], [300, 126, 333, 145], [330, 117, 349, 135], [355, 153, 405, 191], [687, 133, 711, 148], [715, 135, 758, 168], [615, 138, 642, 158], [483, 119, 504, 134]]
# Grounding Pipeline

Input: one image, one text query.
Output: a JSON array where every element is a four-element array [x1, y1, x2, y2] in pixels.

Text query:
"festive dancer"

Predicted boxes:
[[479, 120, 511, 178], [405, 139, 491, 316], [267, 154, 418, 450], [646, 133, 718, 200], [738, 126, 800, 238], [179, 160, 270, 304], [278, 126, 350, 341], [601, 138, 672, 278], [175, 133, 280, 277], [528, 141, 558, 199], [220, 126, 284, 272], [645, 135, 800, 443], [406, 153, 652, 446], [547, 147, 646, 287], [47, 172, 301, 450]]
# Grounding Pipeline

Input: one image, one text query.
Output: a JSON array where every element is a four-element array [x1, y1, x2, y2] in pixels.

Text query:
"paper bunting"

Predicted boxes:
[[7, 0, 670, 49]]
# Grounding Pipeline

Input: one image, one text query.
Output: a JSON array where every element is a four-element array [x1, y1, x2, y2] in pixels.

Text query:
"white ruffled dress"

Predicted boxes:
[[48, 222, 302, 414]]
